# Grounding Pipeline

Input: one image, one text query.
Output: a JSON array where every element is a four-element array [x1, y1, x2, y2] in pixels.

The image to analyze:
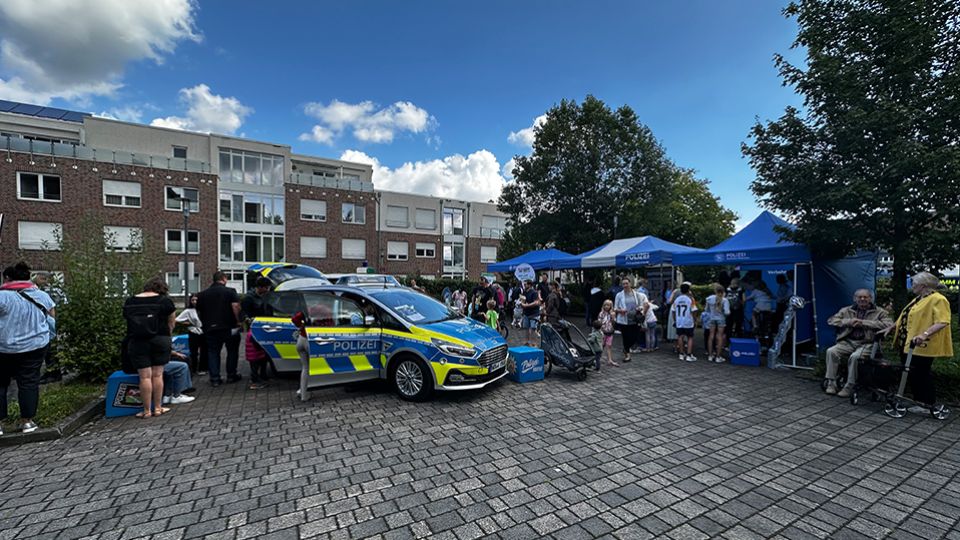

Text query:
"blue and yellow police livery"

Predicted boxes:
[[249, 282, 508, 401], [245, 263, 330, 290]]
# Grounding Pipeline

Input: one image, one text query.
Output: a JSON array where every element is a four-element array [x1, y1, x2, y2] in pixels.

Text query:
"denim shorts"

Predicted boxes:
[[522, 315, 539, 330]]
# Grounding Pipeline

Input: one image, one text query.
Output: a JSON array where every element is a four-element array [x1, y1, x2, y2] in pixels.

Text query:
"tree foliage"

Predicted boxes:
[[743, 0, 960, 307], [499, 96, 736, 258], [53, 214, 164, 382]]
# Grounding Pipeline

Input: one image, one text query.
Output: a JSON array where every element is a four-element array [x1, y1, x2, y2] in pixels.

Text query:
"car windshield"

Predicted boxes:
[[268, 265, 326, 283], [370, 290, 459, 324], [344, 275, 400, 286]]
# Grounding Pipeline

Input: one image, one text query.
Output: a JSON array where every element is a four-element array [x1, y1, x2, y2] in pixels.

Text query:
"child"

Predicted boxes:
[[484, 299, 499, 330], [587, 320, 605, 371], [705, 284, 731, 363], [672, 283, 697, 362], [643, 301, 659, 352], [512, 296, 523, 328], [597, 300, 618, 367]]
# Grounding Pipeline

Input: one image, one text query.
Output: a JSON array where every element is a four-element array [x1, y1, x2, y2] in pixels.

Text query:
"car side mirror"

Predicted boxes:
[[364, 315, 376, 326]]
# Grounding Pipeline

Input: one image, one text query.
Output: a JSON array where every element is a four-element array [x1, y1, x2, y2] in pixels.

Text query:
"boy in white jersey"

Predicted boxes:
[[672, 283, 697, 361]]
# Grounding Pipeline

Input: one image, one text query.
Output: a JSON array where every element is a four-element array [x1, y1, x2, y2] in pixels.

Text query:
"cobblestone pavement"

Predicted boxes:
[[2, 329, 960, 540]]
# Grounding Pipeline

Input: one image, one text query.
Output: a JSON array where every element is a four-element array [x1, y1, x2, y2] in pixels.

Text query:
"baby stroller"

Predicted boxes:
[[849, 335, 950, 420], [540, 320, 600, 381]]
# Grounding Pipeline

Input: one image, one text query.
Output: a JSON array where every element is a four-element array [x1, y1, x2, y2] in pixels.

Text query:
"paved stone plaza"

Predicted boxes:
[[2, 339, 959, 540]]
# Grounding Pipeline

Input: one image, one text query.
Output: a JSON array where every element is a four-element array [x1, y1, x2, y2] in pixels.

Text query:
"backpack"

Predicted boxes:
[[124, 301, 164, 339]]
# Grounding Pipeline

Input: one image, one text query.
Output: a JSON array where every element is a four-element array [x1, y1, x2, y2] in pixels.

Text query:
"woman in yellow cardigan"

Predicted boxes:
[[889, 272, 953, 414]]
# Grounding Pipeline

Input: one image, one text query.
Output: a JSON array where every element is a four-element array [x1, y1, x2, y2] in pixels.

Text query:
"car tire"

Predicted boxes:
[[390, 356, 433, 402]]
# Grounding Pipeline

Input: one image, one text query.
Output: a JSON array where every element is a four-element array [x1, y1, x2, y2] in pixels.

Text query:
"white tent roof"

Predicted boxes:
[[580, 237, 649, 268]]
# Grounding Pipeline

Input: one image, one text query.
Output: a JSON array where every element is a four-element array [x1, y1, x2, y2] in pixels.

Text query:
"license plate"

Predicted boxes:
[[487, 359, 506, 372]]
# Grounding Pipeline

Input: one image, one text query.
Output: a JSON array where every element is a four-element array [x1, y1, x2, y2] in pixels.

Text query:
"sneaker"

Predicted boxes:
[[226, 374, 242, 383], [825, 382, 837, 395], [837, 386, 852, 398], [210, 379, 222, 388], [165, 395, 195, 405], [685, 355, 697, 362], [715, 356, 727, 364], [197, 370, 208, 376], [708, 355, 716, 363], [0, 425, 4, 436], [678, 354, 686, 361], [907, 405, 929, 415], [21, 421, 38, 433]]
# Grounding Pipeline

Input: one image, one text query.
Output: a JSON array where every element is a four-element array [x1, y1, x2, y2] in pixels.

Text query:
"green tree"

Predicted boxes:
[[53, 214, 164, 381], [500, 96, 736, 255], [743, 0, 960, 308]]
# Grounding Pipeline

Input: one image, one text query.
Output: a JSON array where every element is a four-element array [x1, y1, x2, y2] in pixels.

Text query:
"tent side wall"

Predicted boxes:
[[812, 252, 878, 350]]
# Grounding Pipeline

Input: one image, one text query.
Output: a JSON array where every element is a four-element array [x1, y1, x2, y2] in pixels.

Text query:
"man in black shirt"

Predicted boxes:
[[469, 276, 493, 322], [196, 271, 242, 387]]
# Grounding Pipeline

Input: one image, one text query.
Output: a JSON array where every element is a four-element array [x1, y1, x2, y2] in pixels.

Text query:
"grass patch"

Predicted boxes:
[[3, 381, 103, 429]]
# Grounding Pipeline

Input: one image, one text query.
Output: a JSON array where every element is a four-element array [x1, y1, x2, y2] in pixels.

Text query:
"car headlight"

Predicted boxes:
[[431, 338, 476, 358]]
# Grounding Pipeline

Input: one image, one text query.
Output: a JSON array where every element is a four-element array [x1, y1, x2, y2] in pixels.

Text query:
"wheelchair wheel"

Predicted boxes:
[[543, 355, 553, 377], [931, 405, 950, 420], [884, 399, 906, 418]]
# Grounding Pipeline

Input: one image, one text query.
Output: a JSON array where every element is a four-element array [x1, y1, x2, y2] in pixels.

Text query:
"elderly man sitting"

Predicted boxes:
[[825, 289, 892, 397]]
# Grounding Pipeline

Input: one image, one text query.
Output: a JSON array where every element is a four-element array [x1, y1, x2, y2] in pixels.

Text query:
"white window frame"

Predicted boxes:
[[480, 246, 498, 263], [387, 241, 408, 261], [104, 225, 142, 253], [415, 242, 436, 258], [18, 221, 62, 251], [415, 208, 437, 230], [165, 272, 200, 297], [341, 202, 366, 225], [300, 236, 327, 259], [385, 205, 409, 228], [17, 172, 61, 203], [300, 199, 327, 222], [102, 179, 142, 208], [165, 229, 200, 254], [165, 186, 200, 213], [341, 238, 366, 260]]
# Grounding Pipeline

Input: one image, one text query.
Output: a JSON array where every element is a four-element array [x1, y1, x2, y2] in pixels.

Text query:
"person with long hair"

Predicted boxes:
[[123, 276, 176, 418], [175, 293, 205, 374], [614, 278, 648, 363]]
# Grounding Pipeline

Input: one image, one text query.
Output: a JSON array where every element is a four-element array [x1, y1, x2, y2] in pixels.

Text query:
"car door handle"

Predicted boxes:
[[310, 337, 335, 343]]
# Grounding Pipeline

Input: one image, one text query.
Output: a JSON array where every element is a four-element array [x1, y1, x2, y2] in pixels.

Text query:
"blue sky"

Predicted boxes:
[[0, 0, 804, 227]]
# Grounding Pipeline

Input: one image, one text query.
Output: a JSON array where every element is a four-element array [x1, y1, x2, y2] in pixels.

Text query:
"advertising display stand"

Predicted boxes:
[[105, 371, 142, 418], [507, 346, 544, 383], [729, 338, 761, 366]]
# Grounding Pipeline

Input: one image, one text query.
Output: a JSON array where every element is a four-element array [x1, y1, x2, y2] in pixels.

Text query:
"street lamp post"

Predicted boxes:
[[177, 194, 191, 309]]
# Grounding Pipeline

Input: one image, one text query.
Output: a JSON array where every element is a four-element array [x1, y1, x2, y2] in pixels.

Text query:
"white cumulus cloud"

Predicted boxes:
[[96, 105, 145, 123], [150, 84, 252, 135], [340, 149, 509, 202], [507, 114, 547, 147], [0, 0, 199, 105], [301, 99, 433, 144]]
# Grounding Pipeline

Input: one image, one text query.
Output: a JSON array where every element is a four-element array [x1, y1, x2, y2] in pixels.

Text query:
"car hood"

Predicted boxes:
[[419, 317, 506, 351]]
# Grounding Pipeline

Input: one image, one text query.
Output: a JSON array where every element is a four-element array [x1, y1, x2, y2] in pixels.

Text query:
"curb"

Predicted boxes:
[[0, 397, 104, 447]]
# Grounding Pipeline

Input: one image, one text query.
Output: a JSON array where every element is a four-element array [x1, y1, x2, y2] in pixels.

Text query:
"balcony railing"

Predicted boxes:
[[289, 172, 374, 192], [480, 227, 506, 239], [2, 135, 212, 173]]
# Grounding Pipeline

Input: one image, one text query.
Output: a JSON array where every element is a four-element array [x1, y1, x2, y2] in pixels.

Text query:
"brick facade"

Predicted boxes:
[[284, 185, 378, 274], [467, 237, 502, 279], [0, 152, 219, 288], [379, 231, 442, 277]]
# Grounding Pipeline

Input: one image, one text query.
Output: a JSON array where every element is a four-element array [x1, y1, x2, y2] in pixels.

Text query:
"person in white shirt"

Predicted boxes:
[[671, 283, 697, 361], [175, 293, 205, 374], [614, 278, 648, 363], [704, 284, 731, 363]]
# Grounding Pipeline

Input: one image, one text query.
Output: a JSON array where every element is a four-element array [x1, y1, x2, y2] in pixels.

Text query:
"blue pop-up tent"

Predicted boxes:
[[553, 236, 701, 269], [486, 248, 576, 272], [673, 211, 877, 368]]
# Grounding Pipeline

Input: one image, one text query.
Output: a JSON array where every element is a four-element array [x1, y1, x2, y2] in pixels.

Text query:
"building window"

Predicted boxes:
[[387, 241, 408, 261], [172, 146, 188, 159], [300, 199, 327, 222], [415, 208, 436, 230], [166, 230, 200, 254], [342, 203, 366, 225], [481, 215, 507, 239], [301, 237, 327, 258], [415, 243, 436, 258], [18, 221, 62, 251], [102, 179, 142, 208], [342, 239, 366, 260], [165, 272, 200, 296], [219, 148, 284, 186], [104, 226, 141, 253], [480, 246, 498, 263], [220, 231, 284, 263], [442, 208, 464, 235], [165, 186, 199, 212], [386, 205, 409, 228], [17, 172, 61, 202], [218, 192, 284, 225], [443, 242, 465, 268]]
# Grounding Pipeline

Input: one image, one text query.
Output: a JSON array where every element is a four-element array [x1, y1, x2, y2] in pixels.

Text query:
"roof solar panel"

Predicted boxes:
[[36, 107, 70, 119], [11, 103, 43, 115], [0, 100, 17, 112], [60, 111, 88, 123]]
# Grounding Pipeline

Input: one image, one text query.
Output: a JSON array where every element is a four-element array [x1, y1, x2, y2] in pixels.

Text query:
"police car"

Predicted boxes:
[[249, 280, 508, 401]]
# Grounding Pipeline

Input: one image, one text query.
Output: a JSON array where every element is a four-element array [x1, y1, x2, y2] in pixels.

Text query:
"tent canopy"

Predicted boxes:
[[555, 236, 702, 269], [486, 248, 575, 272], [673, 211, 810, 266]]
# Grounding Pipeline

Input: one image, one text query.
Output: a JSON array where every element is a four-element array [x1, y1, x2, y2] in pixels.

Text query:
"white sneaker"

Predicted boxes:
[[708, 355, 716, 363], [715, 356, 727, 363], [685, 355, 697, 362], [166, 395, 195, 405], [678, 354, 686, 361]]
